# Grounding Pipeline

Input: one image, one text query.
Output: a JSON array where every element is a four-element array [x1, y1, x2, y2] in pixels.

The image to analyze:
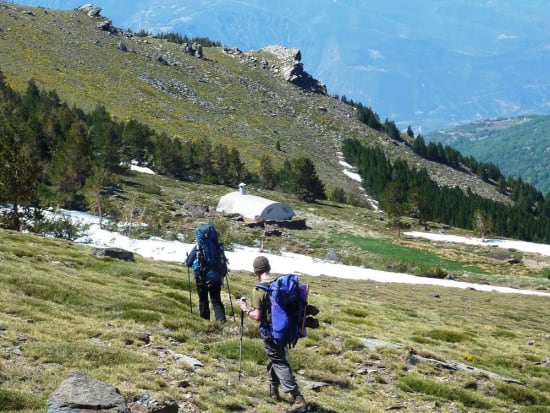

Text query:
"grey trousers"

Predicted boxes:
[[262, 336, 300, 394]]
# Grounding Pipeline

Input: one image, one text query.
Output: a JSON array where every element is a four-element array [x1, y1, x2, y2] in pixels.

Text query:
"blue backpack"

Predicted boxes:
[[256, 274, 309, 348], [193, 224, 228, 284]]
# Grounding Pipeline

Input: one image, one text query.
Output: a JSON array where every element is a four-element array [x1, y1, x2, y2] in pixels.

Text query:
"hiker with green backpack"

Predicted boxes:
[[238, 256, 319, 413]]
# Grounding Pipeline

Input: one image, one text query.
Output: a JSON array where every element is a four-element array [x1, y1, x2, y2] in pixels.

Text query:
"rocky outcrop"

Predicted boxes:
[[77, 4, 101, 17], [98, 19, 114, 32], [91, 247, 135, 261], [261, 45, 327, 95], [77, 4, 114, 32], [181, 42, 203, 58], [405, 349, 523, 385]]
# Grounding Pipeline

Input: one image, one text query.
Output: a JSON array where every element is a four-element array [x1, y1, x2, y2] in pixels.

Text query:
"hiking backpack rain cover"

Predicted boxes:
[[256, 274, 309, 348], [193, 224, 228, 284]]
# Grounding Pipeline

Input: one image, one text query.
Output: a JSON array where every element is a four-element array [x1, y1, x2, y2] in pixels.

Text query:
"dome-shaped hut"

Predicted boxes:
[[216, 183, 295, 222]]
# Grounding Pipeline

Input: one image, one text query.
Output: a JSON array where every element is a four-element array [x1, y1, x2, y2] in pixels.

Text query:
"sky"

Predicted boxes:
[[51, 165, 550, 299]]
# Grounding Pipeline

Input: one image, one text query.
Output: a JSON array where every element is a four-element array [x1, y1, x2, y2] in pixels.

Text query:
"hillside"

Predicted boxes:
[[1, 194, 549, 412], [1, 4, 550, 412], [0, 2, 509, 205], [426, 115, 550, 195], [13, 0, 550, 132]]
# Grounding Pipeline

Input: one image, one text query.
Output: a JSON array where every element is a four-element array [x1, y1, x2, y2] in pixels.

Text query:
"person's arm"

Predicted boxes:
[[185, 246, 197, 267], [246, 307, 262, 321], [238, 297, 262, 321]]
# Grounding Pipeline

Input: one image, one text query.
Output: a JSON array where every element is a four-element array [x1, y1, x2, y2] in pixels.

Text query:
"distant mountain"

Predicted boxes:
[[14, 0, 550, 132], [426, 116, 550, 195]]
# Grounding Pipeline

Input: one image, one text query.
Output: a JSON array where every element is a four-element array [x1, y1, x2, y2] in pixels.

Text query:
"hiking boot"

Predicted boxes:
[[306, 304, 319, 316], [305, 316, 319, 329], [288, 395, 307, 413], [268, 384, 281, 402]]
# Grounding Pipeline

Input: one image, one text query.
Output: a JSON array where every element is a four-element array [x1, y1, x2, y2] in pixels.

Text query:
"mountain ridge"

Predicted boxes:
[[427, 115, 550, 195], [0, 2, 509, 205], [11, 0, 550, 132]]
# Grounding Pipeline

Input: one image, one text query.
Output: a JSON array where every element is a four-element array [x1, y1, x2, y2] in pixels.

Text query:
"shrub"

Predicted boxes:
[[29, 216, 88, 240], [141, 184, 162, 195], [418, 265, 448, 279], [398, 374, 492, 409], [423, 328, 468, 343], [495, 382, 549, 406], [329, 187, 347, 203], [0, 389, 44, 411], [343, 307, 369, 318]]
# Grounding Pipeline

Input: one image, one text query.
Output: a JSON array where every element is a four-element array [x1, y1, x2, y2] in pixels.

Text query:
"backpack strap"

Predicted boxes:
[[255, 282, 269, 291], [254, 282, 271, 313], [254, 281, 273, 337]]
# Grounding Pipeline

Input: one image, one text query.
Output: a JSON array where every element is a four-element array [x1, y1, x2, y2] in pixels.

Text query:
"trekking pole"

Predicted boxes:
[[186, 254, 193, 314], [238, 299, 245, 381], [225, 273, 236, 322]]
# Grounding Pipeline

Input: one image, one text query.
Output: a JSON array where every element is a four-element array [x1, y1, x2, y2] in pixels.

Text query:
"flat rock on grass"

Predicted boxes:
[[48, 372, 128, 413]]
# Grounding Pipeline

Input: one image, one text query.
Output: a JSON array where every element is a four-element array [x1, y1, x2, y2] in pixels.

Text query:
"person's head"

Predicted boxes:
[[253, 256, 271, 276]]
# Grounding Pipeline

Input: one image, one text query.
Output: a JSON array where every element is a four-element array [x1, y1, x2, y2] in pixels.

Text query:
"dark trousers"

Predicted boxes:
[[262, 336, 299, 394], [196, 282, 226, 321]]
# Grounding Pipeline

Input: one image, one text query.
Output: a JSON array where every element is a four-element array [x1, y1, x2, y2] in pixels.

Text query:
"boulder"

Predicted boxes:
[[77, 4, 94, 12], [48, 372, 128, 413], [261, 45, 327, 94], [183, 203, 209, 218], [128, 396, 178, 413], [92, 247, 135, 261], [98, 19, 113, 32], [87, 7, 102, 17], [77, 4, 102, 17]]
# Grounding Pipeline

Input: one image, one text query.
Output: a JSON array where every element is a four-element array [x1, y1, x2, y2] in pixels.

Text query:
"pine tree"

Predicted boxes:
[[0, 120, 40, 231], [46, 120, 92, 209], [409, 190, 432, 225], [472, 209, 493, 241], [83, 165, 108, 228], [212, 144, 231, 184], [121, 119, 154, 165], [152, 134, 185, 179], [227, 147, 247, 185], [191, 137, 213, 183], [381, 181, 408, 237], [259, 154, 277, 190], [290, 157, 326, 203], [89, 105, 123, 173]]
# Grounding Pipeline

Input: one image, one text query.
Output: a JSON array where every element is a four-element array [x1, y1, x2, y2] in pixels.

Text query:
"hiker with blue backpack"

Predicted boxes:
[[185, 224, 228, 322], [239, 256, 319, 413]]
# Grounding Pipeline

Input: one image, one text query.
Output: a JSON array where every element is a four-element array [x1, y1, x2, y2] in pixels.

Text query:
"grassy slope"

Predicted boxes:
[[3, 170, 549, 411], [1, 227, 549, 413]]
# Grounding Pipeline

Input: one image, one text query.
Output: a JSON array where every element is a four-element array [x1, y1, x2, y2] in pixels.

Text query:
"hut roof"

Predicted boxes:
[[216, 191, 295, 222]]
